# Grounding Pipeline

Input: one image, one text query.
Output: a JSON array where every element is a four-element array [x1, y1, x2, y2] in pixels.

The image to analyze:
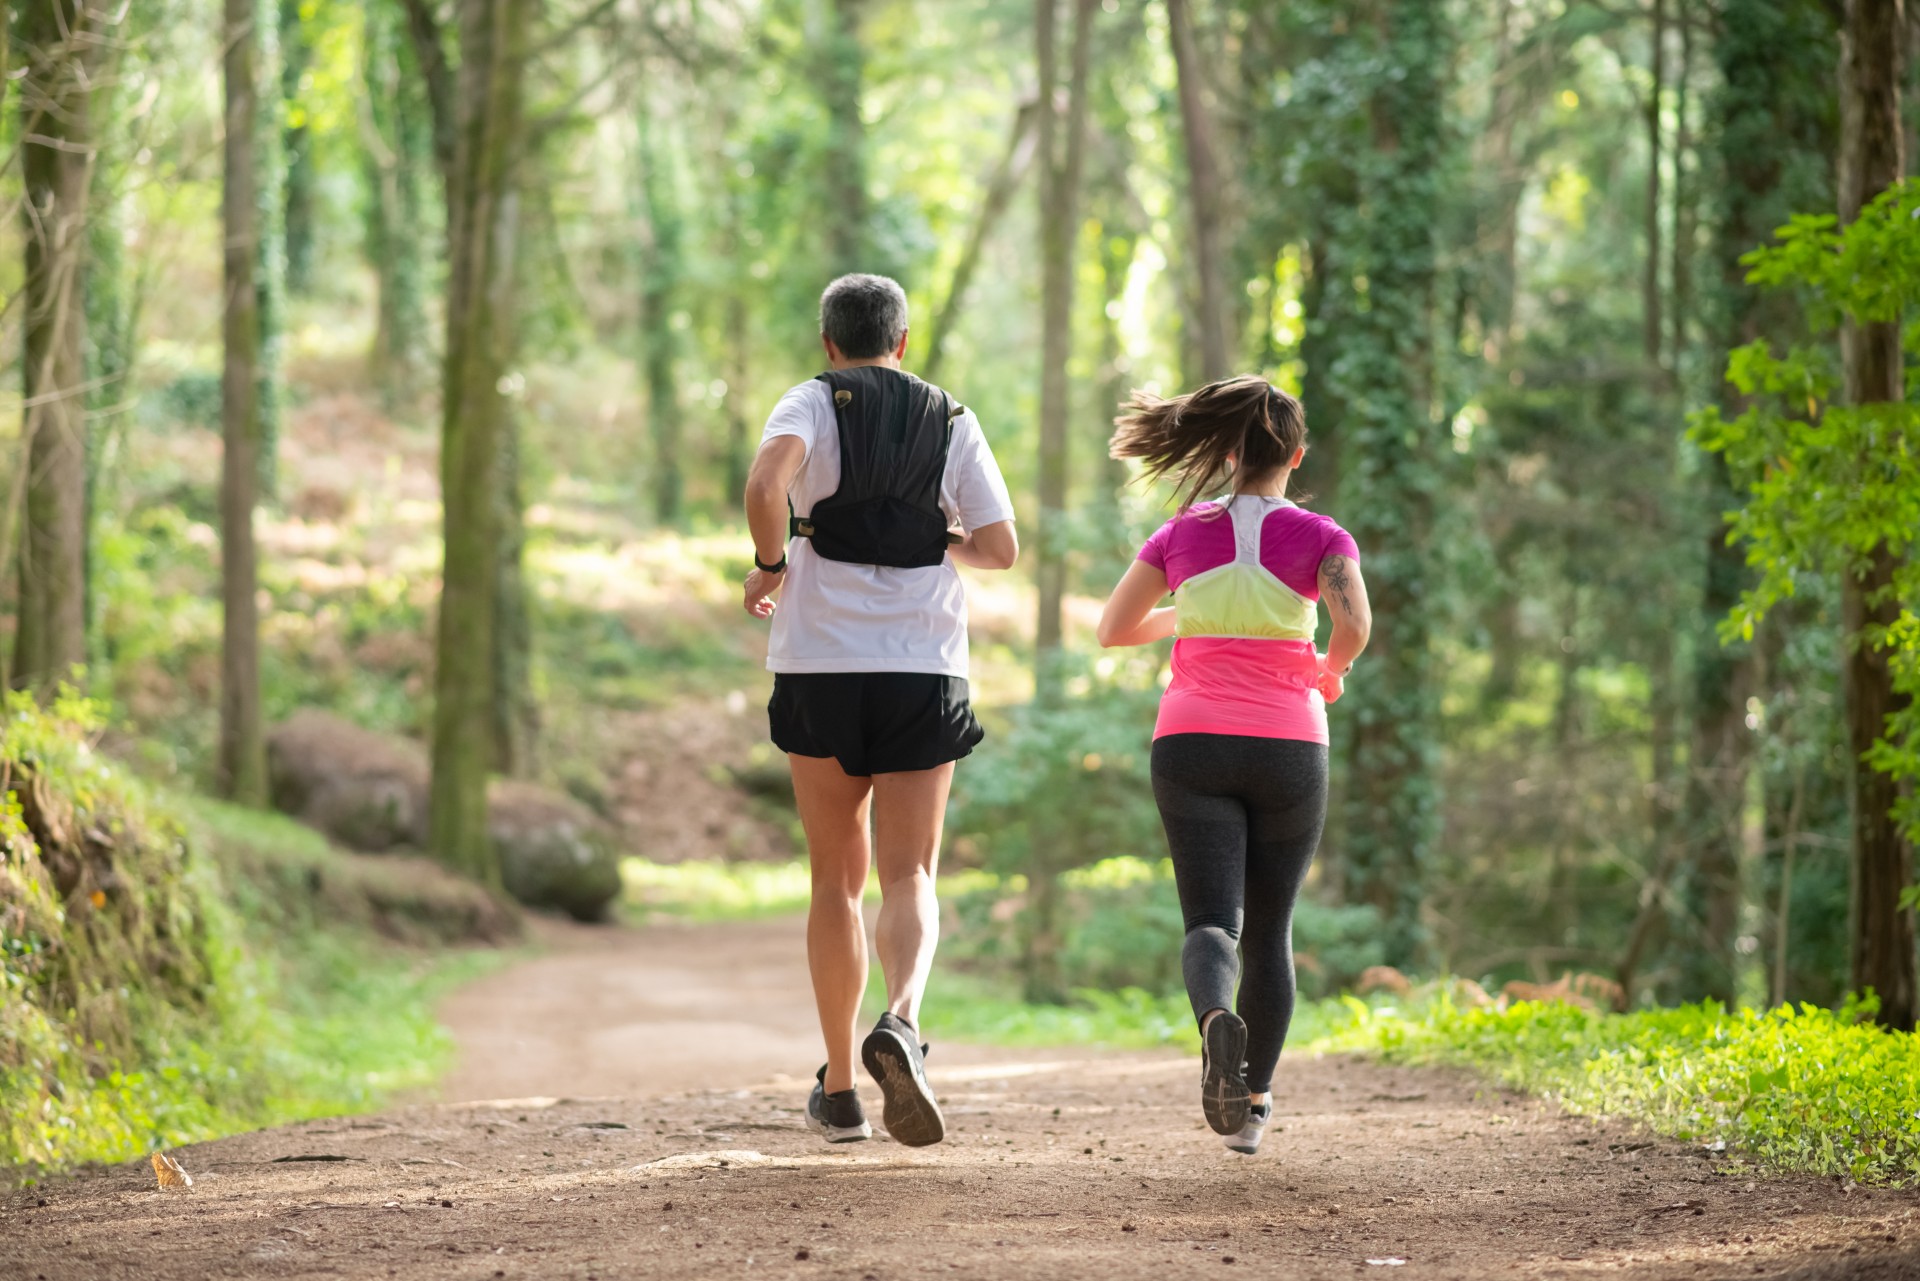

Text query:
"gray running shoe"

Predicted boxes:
[[806, 1066, 871, 1143], [861, 1012, 946, 1147], [1201, 1011, 1251, 1135], [1225, 1101, 1271, 1155]]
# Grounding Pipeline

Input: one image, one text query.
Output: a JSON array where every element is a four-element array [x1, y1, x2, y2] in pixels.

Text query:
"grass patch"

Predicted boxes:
[[1309, 992, 1920, 1185], [620, 856, 885, 922], [2, 694, 513, 1184]]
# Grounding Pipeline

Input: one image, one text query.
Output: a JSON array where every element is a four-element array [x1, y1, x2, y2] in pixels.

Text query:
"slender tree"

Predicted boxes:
[[281, 0, 317, 293], [1033, 0, 1095, 689], [922, 99, 1040, 384], [219, 0, 269, 804], [1167, 0, 1230, 382], [425, 0, 535, 882], [639, 109, 685, 524], [11, 1, 104, 697], [822, 0, 869, 274], [1839, 0, 1915, 1030], [363, 0, 434, 408]]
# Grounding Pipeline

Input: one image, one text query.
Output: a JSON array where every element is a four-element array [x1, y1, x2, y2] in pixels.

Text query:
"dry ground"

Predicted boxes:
[[4, 916, 1917, 1281]]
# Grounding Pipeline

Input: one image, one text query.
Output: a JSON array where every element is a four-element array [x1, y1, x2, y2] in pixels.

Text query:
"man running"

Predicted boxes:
[[741, 273, 1018, 1146]]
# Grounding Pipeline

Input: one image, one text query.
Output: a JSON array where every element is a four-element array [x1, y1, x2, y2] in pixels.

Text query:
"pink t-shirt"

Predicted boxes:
[[1137, 501, 1360, 743]]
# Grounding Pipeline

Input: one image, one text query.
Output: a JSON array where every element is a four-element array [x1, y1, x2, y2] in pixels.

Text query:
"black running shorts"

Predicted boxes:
[[768, 672, 984, 777]]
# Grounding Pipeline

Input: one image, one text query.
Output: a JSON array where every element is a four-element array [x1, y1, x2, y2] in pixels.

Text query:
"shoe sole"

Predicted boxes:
[[804, 1108, 871, 1144], [1202, 1013, 1251, 1136], [862, 1026, 945, 1147]]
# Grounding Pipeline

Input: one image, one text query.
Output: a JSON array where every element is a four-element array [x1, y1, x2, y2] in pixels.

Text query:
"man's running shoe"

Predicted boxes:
[[1201, 1010, 1251, 1135], [805, 1066, 872, 1144], [861, 1012, 946, 1147], [1225, 1101, 1272, 1155]]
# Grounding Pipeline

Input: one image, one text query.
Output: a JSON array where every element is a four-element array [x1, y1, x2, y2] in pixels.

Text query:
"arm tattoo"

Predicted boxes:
[[1319, 555, 1357, 619]]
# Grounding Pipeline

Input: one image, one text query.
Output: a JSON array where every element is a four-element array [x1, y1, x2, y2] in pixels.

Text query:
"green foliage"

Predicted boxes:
[[1690, 178, 1920, 841], [1316, 992, 1920, 1185], [1, 696, 500, 1183], [941, 855, 1387, 1000], [948, 653, 1166, 879]]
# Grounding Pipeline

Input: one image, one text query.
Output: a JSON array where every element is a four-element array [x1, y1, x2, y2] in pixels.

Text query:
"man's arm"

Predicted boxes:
[[951, 519, 1018, 570], [742, 435, 807, 617]]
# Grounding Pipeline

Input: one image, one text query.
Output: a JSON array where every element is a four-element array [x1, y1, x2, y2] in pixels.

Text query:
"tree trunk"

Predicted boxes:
[[221, 0, 268, 804], [1839, 0, 1915, 1032], [922, 99, 1040, 385], [281, 0, 317, 294], [1334, 0, 1450, 968], [638, 111, 684, 524], [1167, 0, 1229, 382], [1670, 0, 1694, 371], [822, 0, 869, 275], [364, 0, 433, 409], [1033, 0, 1094, 693], [1644, 0, 1666, 380], [253, 0, 285, 502], [11, 1, 98, 697], [427, 0, 533, 885]]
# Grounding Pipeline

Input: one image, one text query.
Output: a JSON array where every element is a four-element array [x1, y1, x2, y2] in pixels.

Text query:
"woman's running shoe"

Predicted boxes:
[[806, 1066, 872, 1143], [1225, 1102, 1272, 1155], [861, 1012, 946, 1147], [1201, 1010, 1251, 1135]]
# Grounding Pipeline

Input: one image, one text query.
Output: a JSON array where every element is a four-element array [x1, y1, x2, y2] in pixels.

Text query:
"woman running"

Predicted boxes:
[[1096, 375, 1371, 1155]]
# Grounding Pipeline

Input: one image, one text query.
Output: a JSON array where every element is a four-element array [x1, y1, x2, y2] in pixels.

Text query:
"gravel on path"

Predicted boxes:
[[5, 915, 1915, 1281]]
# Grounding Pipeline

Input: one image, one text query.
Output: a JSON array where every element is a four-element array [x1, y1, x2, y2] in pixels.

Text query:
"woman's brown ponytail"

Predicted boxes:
[[1109, 375, 1307, 512]]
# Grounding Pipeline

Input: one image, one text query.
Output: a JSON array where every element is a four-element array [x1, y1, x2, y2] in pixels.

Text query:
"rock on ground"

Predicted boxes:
[[265, 709, 622, 921]]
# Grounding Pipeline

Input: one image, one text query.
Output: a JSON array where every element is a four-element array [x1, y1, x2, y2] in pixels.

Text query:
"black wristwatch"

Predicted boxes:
[[754, 552, 787, 574]]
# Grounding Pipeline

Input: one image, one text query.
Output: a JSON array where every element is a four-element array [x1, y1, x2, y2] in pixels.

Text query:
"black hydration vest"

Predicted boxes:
[[789, 367, 965, 569]]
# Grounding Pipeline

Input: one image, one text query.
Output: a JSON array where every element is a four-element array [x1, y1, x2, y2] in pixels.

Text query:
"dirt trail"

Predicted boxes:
[[5, 915, 1917, 1281]]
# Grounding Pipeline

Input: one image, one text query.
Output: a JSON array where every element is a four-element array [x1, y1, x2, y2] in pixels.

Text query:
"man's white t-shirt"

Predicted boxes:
[[762, 376, 1016, 677]]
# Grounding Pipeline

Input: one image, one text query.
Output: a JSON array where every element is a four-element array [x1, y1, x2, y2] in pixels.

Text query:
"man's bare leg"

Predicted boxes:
[[871, 762, 955, 1030], [790, 754, 873, 1094]]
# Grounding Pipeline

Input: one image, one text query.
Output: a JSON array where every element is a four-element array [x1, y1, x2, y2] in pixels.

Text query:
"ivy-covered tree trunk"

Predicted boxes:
[[822, 0, 869, 275], [1838, 0, 1915, 1031], [1166, 0, 1229, 382], [84, 156, 135, 672], [427, 0, 533, 885], [221, 0, 268, 805], [1677, 0, 1837, 1004], [638, 111, 684, 525], [280, 0, 317, 294], [1327, 0, 1451, 968], [11, 1, 100, 697], [1032, 0, 1094, 694], [363, 0, 434, 409]]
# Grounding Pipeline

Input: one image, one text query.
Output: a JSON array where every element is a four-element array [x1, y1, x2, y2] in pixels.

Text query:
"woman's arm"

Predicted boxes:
[[1097, 560, 1176, 648], [1318, 553, 1372, 673]]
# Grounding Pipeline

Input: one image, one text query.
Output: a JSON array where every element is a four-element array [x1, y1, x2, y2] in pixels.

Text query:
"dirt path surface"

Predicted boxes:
[[6, 916, 1918, 1281]]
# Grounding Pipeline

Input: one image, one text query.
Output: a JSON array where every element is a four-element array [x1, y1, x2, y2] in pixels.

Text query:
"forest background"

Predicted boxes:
[[2, 0, 1918, 1180]]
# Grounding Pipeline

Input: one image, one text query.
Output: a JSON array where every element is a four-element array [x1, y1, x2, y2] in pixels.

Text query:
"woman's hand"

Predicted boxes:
[[1314, 652, 1348, 703], [744, 568, 784, 618]]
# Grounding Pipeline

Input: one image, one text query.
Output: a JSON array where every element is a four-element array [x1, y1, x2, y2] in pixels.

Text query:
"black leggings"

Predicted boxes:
[[1151, 733, 1328, 1094]]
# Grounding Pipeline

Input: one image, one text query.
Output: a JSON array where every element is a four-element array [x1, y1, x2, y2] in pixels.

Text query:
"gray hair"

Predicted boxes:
[[819, 274, 909, 359]]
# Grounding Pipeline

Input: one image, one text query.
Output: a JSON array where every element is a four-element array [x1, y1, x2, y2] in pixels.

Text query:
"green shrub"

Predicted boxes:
[[1, 693, 503, 1184], [1314, 991, 1920, 1185], [942, 856, 1386, 1000]]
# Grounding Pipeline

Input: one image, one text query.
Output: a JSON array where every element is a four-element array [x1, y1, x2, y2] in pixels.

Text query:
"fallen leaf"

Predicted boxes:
[[152, 1151, 192, 1190]]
